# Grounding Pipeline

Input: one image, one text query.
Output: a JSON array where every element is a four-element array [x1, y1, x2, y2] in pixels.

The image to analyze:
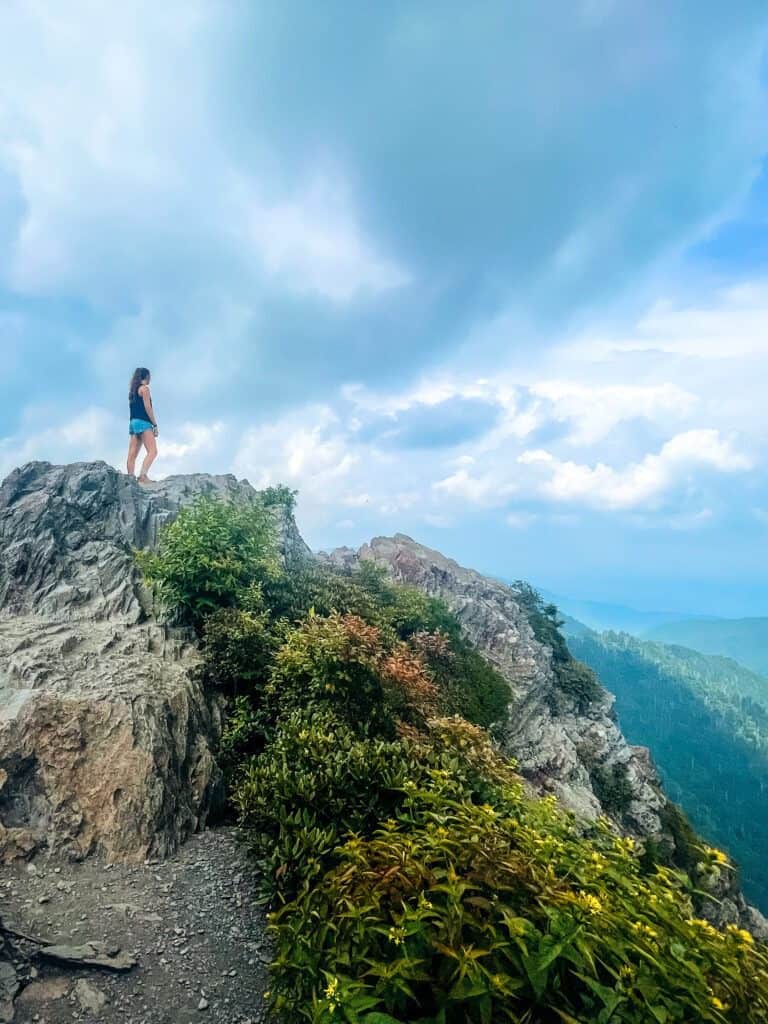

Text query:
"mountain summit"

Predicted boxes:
[[0, 461, 763, 938]]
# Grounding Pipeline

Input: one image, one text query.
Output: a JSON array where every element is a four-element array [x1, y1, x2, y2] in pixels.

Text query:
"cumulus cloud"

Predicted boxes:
[[519, 429, 751, 509]]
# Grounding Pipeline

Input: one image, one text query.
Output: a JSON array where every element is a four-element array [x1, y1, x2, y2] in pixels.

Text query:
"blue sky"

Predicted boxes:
[[1, 1, 767, 616]]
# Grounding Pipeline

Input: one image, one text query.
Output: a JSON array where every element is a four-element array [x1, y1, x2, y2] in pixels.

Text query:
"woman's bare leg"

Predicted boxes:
[[126, 435, 141, 476], [138, 431, 158, 481]]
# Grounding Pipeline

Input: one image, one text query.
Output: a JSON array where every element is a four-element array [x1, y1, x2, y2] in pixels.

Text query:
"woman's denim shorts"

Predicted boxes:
[[129, 418, 155, 435]]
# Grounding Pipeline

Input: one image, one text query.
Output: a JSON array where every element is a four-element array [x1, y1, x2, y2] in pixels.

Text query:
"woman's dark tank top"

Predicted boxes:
[[129, 388, 150, 421]]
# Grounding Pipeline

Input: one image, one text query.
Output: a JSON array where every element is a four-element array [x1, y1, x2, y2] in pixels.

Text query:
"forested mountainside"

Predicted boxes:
[[646, 617, 768, 677], [568, 628, 768, 910]]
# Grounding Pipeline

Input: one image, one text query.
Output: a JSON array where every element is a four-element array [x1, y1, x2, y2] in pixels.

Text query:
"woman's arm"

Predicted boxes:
[[139, 385, 158, 430]]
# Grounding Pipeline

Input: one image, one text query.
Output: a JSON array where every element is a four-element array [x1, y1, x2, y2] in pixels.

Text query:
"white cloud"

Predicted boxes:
[[0, 406, 124, 478], [433, 467, 514, 506], [521, 429, 751, 510], [564, 280, 768, 362], [232, 407, 358, 525], [528, 381, 697, 446], [506, 511, 537, 529]]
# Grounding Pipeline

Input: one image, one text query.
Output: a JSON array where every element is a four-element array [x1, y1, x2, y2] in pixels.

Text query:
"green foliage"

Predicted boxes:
[[219, 695, 267, 779], [658, 800, 705, 876], [136, 496, 279, 626], [202, 607, 276, 694], [260, 483, 299, 514], [262, 563, 510, 729], [591, 762, 634, 816], [264, 610, 445, 738], [265, 612, 399, 737], [513, 582, 602, 710], [135, 497, 768, 1024], [234, 709, 418, 899], [261, 563, 383, 625], [266, 752, 768, 1024]]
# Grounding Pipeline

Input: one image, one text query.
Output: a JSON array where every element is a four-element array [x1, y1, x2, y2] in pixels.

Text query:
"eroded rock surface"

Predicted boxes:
[[0, 461, 308, 864]]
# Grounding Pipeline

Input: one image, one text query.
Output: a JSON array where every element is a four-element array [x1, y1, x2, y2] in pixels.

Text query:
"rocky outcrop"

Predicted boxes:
[[331, 534, 663, 825], [330, 533, 767, 936], [0, 461, 309, 864]]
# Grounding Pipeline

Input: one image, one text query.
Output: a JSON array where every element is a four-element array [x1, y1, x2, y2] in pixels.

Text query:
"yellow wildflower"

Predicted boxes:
[[727, 924, 754, 945], [324, 978, 339, 999], [710, 995, 726, 1010], [576, 890, 603, 914]]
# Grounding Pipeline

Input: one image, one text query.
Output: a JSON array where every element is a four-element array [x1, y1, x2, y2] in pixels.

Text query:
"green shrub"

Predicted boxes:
[[261, 564, 382, 625], [234, 709, 418, 899], [202, 607, 276, 694], [262, 564, 511, 729], [263, 612, 442, 737], [591, 762, 635, 816], [260, 483, 298, 513], [265, 612, 397, 736], [219, 694, 268, 780], [660, 800, 706, 876], [267, 763, 768, 1024], [136, 496, 279, 626]]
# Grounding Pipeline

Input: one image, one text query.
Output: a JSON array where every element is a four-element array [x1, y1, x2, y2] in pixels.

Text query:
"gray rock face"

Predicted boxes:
[[331, 532, 767, 936], [0, 460, 309, 864]]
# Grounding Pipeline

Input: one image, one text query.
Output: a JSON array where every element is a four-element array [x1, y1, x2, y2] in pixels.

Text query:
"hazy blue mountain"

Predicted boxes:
[[646, 617, 768, 677], [538, 589, 709, 636], [568, 628, 768, 911]]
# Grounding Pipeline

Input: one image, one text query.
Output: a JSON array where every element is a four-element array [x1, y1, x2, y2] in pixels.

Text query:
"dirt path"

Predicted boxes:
[[1, 828, 271, 1024]]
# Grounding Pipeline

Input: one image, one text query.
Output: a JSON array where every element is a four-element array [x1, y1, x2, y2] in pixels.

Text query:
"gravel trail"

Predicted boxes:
[[1, 828, 271, 1024]]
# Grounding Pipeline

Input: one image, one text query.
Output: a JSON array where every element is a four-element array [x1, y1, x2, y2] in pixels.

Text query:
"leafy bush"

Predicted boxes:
[[202, 607, 276, 694], [261, 563, 383, 626], [591, 762, 634, 816], [219, 694, 267, 779], [262, 563, 510, 729], [264, 612, 440, 736], [267, 766, 768, 1024], [260, 483, 298, 513], [136, 496, 279, 625], [234, 709, 419, 899]]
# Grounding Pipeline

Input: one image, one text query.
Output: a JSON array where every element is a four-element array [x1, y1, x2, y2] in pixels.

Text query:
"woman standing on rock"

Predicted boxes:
[[127, 367, 159, 485]]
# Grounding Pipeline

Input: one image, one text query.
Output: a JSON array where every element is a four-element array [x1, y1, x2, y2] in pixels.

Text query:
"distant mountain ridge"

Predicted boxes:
[[537, 588, 714, 636], [646, 617, 768, 677]]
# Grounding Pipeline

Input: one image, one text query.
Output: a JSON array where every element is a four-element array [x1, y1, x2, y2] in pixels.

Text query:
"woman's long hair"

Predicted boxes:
[[129, 367, 150, 399]]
